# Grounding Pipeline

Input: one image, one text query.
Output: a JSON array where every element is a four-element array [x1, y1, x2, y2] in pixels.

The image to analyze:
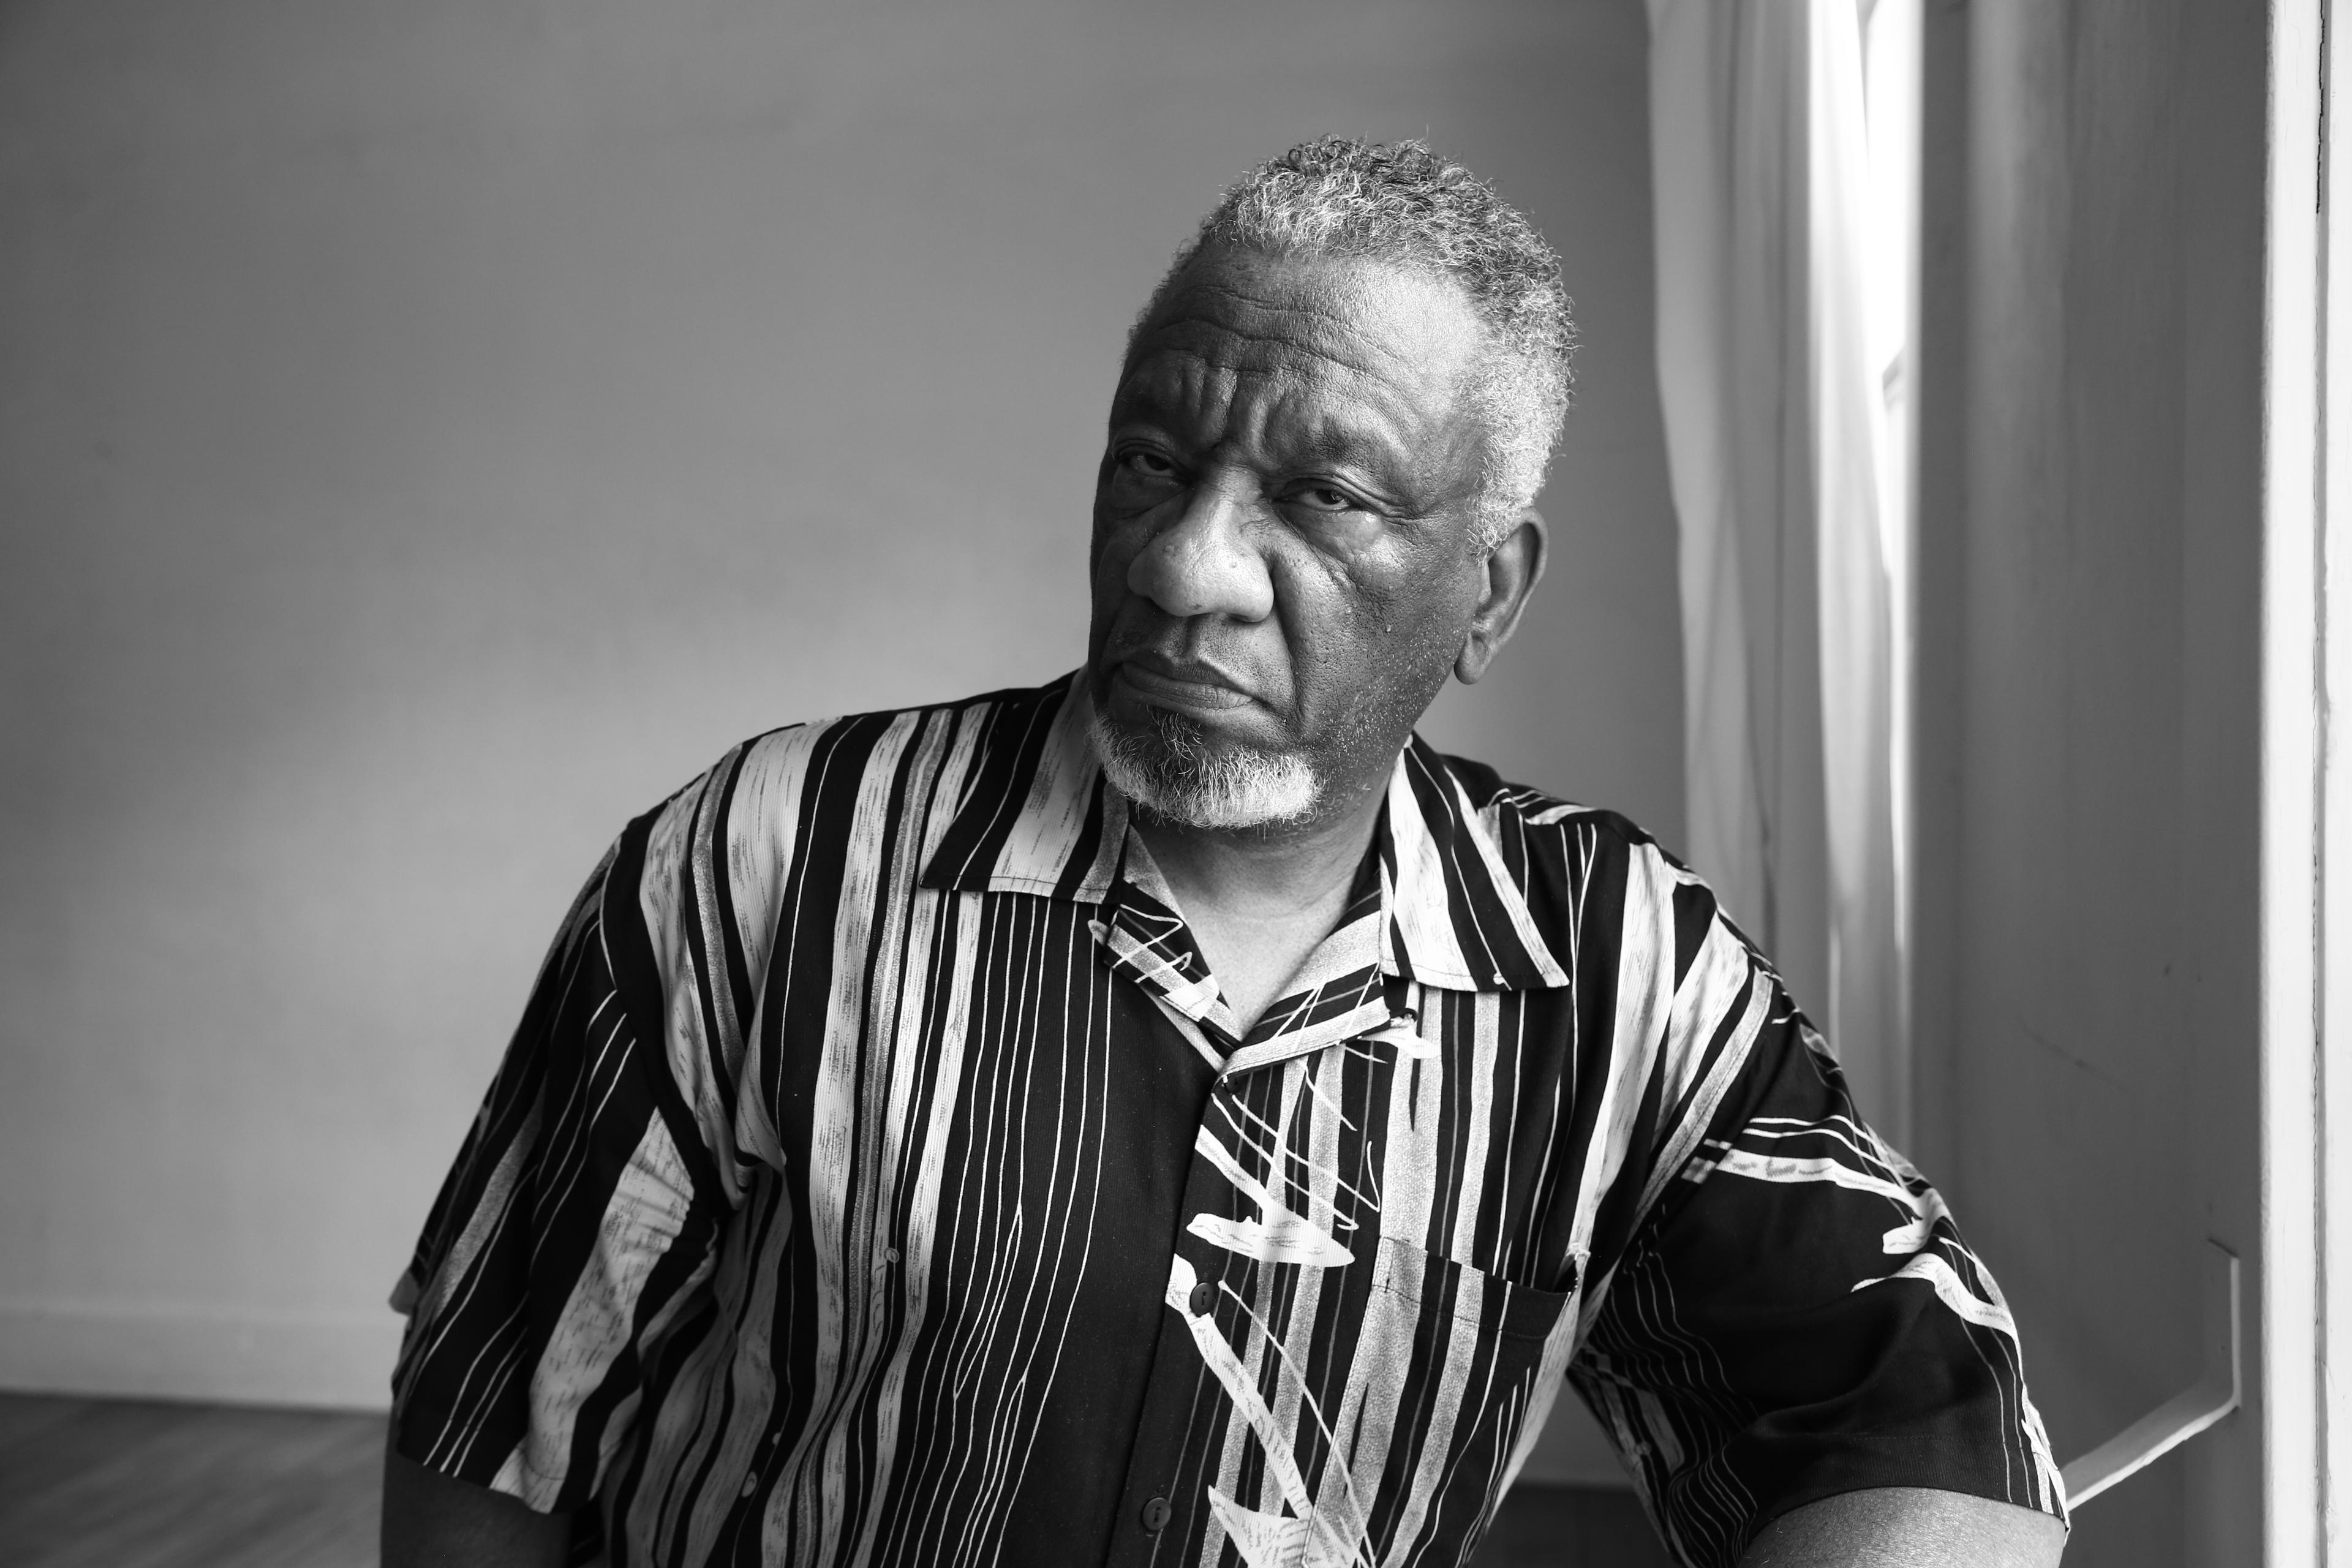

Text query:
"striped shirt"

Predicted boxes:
[[390, 674, 2065, 1568]]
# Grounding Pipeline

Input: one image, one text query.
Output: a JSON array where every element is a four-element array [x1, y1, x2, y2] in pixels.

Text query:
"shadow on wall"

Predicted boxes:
[[0, 0, 1680, 1430]]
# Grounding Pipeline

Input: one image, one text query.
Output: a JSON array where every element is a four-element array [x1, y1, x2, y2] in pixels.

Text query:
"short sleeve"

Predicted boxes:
[[388, 812, 732, 1514], [1567, 951, 2067, 1568]]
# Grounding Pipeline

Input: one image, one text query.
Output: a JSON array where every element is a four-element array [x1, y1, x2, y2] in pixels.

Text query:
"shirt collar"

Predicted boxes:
[[918, 674, 1572, 993]]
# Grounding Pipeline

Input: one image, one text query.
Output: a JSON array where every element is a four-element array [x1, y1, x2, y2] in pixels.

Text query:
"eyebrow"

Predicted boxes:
[[1108, 413, 1433, 521]]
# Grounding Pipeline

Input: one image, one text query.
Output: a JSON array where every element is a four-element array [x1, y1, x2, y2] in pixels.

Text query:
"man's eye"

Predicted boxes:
[[1121, 451, 1178, 479], [1291, 484, 1360, 512]]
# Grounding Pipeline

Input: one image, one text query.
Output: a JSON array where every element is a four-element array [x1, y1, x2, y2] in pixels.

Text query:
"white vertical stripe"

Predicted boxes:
[[647, 726, 827, 1195], [516, 1115, 698, 1508], [413, 1098, 542, 1337], [1566, 845, 1677, 1265], [1322, 1011, 1454, 1544], [810, 708, 954, 1558], [805, 710, 924, 1566], [723, 723, 839, 1177], [1376, 995, 1444, 1253], [986, 681, 1114, 895], [846, 901, 983, 1565], [1496, 1254, 1591, 1498], [1441, 994, 1502, 1267], [1654, 917, 1752, 1119], [690, 755, 750, 1122], [1635, 926, 1773, 1219], [1385, 755, 1476, 988], [1257, 1064, 1316, 1515], [1377, 1266, 1482, 1566], [1300, 1047, 1367, 1532], [1448, 783, 1569, 984], [728, 725, 824, 987], [723, 712, 918, 1557], [662, 1184, 790, 1564], [641, 760, 741, 1193], [1326, 1238, 1430, 1559]]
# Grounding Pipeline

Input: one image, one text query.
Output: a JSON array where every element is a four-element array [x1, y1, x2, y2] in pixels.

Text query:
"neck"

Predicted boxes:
[[1122, 745, 1400, 1036], [1133, 772, 1387, 920]]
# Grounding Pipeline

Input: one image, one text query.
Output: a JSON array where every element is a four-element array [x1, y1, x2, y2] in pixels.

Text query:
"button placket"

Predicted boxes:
[[1104, 1072, 1262, 1566], [1098, 878, 1396, 1565]]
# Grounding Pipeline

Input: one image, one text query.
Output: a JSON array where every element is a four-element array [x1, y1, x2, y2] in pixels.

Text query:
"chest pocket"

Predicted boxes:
[[1169, 1027, 1591, 1556], [1366, 1232, 1577, 1347]]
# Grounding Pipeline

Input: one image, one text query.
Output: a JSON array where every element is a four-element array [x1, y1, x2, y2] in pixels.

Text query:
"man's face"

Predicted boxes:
[[1085, 245, 1497, 830]]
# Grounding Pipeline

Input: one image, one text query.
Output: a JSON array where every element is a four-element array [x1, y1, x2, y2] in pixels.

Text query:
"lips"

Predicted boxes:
[[1109, 654, 1257, 713]]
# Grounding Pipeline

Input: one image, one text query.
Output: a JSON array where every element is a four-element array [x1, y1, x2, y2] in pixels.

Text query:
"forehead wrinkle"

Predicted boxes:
[[1142, 281, 1415, 378], [1127, 318, 1404, 394], [1111, 345, 1238, 435]]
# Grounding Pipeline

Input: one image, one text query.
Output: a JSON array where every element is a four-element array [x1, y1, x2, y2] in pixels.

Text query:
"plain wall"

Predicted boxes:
[[1911, 2, 2265, 1561], [0, 0, 1682, 1450]]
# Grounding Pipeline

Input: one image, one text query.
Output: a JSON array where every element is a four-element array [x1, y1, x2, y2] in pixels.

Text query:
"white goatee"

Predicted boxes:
[[1088, 709, 1319, 829]]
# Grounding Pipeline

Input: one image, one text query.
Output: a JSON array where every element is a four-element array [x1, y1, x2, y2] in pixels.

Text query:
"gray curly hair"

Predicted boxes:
[[1135, 137, 1576, 548]]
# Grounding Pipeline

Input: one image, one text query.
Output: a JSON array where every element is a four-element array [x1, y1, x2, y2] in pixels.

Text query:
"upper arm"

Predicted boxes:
[[382, 1434, 571, 1568], [1738, 1487, 2067, 1567], [386, 811, 736, 1517], [1566, 875, 2066, 1567]]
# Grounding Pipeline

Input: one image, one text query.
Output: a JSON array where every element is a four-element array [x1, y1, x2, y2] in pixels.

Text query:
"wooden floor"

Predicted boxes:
[[0, 1393, 1670, 1566], [0, 1394, 380, 1568]]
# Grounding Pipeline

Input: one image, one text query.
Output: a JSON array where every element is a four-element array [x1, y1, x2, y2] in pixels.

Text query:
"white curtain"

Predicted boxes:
[[1647, 0, 1912, 1145]]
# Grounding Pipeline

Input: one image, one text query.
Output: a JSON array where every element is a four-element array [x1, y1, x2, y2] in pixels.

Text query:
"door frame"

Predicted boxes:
[[2261, 0, 2340, 1560]]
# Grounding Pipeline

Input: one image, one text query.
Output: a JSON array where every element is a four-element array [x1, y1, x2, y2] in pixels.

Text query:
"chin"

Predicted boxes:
[[1088, 709, 1321, 830]]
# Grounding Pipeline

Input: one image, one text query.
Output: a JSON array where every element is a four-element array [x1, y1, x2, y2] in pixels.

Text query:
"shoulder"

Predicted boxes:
[[1411, 742, 1730, 973], [1422, 743, 1694, 892], [1435, 750, 1664, 853], [634, 676, 1073, 936]]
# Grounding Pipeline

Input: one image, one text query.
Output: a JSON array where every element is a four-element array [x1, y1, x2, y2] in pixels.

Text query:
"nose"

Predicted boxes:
[[1125, 474, 1276, 623]]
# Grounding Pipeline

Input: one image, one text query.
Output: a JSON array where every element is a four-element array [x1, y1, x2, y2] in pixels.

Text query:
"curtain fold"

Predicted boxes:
[[1648, 0, 1909, 1144]]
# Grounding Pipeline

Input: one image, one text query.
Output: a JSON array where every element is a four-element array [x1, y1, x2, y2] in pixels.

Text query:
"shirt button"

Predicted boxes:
[[884, 1246, 900, 1264], [741, 1474, 760, 1498], [1188, 1281, 1215, 1316], [1141, 1495, 1172, 1532]]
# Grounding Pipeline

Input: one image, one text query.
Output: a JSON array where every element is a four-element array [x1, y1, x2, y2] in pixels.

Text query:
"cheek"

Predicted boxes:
[[1281, 554, 1474, 697]]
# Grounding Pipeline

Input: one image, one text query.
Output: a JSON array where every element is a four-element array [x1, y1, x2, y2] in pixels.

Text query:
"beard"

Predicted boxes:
[[1088, 706, 1321, 830]]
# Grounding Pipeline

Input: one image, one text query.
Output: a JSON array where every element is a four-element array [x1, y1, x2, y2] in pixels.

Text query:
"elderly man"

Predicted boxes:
[[383, 140, 2067, 1568]]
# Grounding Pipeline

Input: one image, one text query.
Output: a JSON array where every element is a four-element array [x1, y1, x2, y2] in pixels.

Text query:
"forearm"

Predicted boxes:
[[1736, 1487, 2065, 1567], [382, 1428, 572, 1568]]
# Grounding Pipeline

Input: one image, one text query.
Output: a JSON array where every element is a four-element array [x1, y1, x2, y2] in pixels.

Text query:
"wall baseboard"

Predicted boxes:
[[0, 1300, 400, 1411]]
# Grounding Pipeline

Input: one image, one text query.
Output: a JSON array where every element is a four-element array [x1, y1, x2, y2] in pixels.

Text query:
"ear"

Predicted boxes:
[[1455, 509, 1548, 686]]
